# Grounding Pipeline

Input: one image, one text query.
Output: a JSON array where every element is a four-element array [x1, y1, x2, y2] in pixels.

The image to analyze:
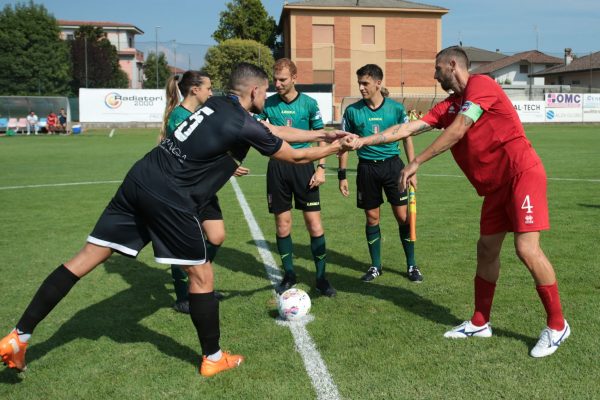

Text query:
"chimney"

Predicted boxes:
[[564, 48, 573, 65]]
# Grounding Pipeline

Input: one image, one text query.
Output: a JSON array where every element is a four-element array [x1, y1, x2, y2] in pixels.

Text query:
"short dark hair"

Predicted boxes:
[[356, 64, 383, 81], [228, 62, 269, 91], [436, 46, 469, 68]]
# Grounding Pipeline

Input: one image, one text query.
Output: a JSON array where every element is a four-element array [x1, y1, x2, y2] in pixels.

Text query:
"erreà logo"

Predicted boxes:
[[105, 92, 122, 109]]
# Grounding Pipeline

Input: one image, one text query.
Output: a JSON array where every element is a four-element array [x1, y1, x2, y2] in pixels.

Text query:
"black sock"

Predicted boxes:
[[189, 292, 220, 356], [16, 264, 80, 334]]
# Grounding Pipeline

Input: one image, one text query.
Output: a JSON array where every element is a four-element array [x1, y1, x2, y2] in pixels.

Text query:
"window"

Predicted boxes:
[[66, 33, 74, 41], [520, 64, 529, 74], [361, 25, 375, 45], [128, 36, 133, 48], [313, 70, 334, 84], [572, 80, 581, 85], [313, 25, 333, 44]]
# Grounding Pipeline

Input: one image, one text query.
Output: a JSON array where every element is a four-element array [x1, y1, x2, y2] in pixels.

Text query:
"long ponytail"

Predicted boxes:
[[159, 71, 210, 142], [160, 75, 182, 141]]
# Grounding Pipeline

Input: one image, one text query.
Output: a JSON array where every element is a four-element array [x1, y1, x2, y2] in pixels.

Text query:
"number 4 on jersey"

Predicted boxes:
[[521, 195, 534, 214]]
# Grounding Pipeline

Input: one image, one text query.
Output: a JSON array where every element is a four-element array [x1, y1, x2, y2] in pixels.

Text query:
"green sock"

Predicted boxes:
[[276, 234, 295, 275], [365, 224, 382, 269], [206, 241, 221, 262], [170, 265, 189, 302], [399, 224, 416, 268], [310, 234, 327, 280]]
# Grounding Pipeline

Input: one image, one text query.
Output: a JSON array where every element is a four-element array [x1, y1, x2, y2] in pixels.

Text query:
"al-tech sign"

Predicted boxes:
[[80, 89, 166, 122], [545, 93, 582, 122], [512, 101, 545, 123]]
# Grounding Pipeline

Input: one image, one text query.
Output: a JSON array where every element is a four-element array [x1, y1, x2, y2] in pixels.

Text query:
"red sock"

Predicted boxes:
[[471, 275, 496, 326], [536, 282, 565, 331]]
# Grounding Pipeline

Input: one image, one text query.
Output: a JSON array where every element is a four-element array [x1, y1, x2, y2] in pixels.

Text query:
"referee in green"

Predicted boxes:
[[258, 58, 336, 297], [339, 64, 422, 282]]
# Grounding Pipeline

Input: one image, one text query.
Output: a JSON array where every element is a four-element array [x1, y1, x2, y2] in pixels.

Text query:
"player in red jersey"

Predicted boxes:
[[353, 46, 569, 358]]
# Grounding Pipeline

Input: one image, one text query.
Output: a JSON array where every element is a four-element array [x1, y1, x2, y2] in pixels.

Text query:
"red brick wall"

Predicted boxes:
[[387, 61, 436, 87], [334, 61, 351, 99], [296, 15, 313, 58], [334, 17, 350, 59], [296, 60, 314, 84], [386, 17, 437, 60]]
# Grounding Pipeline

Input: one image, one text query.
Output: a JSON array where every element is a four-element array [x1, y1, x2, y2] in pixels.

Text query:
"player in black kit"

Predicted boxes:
[[0, 63, 354, 378]]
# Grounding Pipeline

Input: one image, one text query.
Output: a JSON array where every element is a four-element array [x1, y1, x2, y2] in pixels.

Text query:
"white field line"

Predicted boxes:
[[229, 177, 341, 400], [1, 173, 598, 191]]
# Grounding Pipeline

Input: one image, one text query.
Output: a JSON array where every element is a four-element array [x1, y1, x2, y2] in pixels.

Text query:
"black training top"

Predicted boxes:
[[127, 95, 283, 213]]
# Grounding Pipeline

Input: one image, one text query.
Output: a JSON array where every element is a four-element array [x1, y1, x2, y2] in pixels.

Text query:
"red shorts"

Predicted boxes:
[[480, 163, 550, 235]]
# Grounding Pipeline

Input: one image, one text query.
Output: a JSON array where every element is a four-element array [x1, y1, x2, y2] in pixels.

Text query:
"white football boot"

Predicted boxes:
[[530, 320, 570, 358], [444, 320, 493, 339]]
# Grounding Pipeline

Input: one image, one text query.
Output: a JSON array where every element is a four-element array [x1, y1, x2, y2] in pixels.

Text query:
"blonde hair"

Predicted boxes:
[[159, 70, 210, 141]]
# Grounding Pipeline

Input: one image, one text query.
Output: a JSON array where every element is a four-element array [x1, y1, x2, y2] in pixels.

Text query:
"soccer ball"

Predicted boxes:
[[278, 288, 311, 321]]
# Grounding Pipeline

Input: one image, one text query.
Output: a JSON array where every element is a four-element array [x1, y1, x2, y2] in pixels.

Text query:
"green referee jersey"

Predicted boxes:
[[342, 98, 409, 160], [258, 92, 324, 149], [167, 105, 193, 137]]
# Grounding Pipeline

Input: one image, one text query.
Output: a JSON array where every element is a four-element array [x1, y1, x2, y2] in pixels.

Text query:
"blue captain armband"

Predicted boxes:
[[459, 101, 483, 122]]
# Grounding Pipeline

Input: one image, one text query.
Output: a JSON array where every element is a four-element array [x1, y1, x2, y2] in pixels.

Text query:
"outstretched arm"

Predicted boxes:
[[358, 120, 433, 148], [271, 140, 346, 164], [262, 121, 350, 143]]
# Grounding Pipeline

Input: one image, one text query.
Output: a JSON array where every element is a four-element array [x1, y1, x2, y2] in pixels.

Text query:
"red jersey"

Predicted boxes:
[[422, 74, 541, 195], [47, 113, 58, 126]]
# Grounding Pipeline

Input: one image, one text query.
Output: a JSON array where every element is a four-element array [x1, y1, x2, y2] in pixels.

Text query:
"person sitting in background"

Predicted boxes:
[[26, 111, 39, 135], [46, 112, 58, 134], [58, 108, 67, 133]]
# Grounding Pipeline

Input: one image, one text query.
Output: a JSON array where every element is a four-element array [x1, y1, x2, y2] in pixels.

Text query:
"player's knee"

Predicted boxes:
[[514, 241, 541, 265], [307, 223, 323, 237], [206, 231, 226, 246], [477, 238, 500, 261]]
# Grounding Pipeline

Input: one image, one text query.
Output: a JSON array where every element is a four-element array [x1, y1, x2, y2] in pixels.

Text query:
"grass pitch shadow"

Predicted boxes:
[[3, 256, 199, 381]]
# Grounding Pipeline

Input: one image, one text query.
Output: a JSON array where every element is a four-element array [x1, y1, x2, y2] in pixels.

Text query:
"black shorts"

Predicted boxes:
[[200, 195, 223, 222], [267, 159, 321, 214], [356, 156, 408, 210], [88, 178, 207, 265]]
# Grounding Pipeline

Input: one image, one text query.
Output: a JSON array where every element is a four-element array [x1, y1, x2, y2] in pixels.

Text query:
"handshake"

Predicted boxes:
[[322, 130, 364, 151]]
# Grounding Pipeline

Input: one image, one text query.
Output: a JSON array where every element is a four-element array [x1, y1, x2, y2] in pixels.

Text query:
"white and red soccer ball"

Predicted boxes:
[[278, 288, 311, 321]]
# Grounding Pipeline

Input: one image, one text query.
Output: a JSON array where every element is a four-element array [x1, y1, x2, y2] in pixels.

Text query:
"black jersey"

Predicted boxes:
[[127, 96, 283, 213]]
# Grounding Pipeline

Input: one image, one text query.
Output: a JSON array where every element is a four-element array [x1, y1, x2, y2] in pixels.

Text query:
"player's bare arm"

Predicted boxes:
[[399, 114, 473, 191], [309, 140, 328, 189], [262, 121, 349, 143], [357, 120, 433, 148], [402, 135, 418, 190], [271, 139, 350, 164], [337, 151, 350, 197]]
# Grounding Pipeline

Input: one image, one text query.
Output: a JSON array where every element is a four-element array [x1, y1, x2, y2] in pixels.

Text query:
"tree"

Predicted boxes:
[[0, 2, 71, 96], [142, 52, 171, 89], [203, 39, 274, 90], [213, 0, 277, 50], [70, 25, 129, 92]]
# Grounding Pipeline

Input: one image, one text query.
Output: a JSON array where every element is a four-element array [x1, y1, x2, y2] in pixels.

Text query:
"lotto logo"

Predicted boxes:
[[525, 215, 534, 224]]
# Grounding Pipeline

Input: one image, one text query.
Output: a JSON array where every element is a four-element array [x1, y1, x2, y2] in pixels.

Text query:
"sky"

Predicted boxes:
[[3, 0, 599, 67]]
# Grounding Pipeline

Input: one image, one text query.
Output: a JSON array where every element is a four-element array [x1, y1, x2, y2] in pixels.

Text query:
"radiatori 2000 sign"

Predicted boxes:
[[80, 89, 166, 122]]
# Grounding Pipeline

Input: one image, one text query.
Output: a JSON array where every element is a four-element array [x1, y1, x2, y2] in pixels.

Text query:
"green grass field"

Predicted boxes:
[[1, 125, 599, 399]]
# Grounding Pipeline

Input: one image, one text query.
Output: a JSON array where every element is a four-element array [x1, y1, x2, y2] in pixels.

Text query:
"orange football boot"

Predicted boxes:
[[199, 351, 244, 377], [0, 330, 28, 371]]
